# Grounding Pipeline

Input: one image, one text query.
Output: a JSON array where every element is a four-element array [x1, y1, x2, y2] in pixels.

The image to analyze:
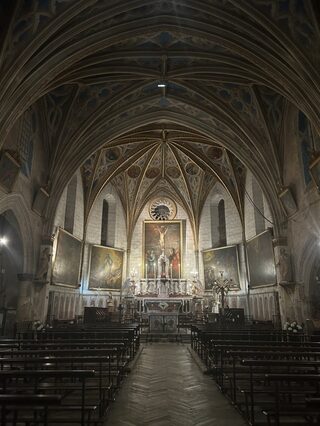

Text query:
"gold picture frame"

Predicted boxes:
[[143, 220, 183, 279], [88, 244, 124, 290], [52, 228, 82, 288], [202, 245, 240, 290], [246, 229, 276, 288]]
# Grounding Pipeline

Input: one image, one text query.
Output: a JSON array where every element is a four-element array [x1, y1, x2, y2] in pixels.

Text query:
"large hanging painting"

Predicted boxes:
[[88, 245, 124, 290], [52, 228, 82, 288], [202, 245, 240, 290], [144, 221, 182, 279], [247, 229, 276, 287]]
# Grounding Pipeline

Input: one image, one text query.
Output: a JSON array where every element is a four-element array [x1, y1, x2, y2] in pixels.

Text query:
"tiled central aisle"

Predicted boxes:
[[106, 343, 246, 426]]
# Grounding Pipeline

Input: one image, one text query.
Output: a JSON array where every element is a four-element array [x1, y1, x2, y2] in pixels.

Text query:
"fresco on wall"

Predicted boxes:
[[88, 245, 124, 290], [202, 245, 240, 290], [52, 228, 82, 288], [247, 230, 276, 287], [144, 221, 181, 279]]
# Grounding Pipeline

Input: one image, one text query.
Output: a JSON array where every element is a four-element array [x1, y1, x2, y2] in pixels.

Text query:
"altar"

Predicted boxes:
[[144, 299, 182, 333], [136, 278, 190, 297]]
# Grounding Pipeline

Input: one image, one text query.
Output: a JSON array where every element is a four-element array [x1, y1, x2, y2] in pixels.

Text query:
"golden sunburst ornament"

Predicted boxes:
[[149, 198, 177, 220]]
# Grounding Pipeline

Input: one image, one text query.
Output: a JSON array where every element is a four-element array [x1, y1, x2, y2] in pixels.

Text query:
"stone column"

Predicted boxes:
[[274, 245, 293, 284], [34, 236, 54, 322], [16, 273, 34, 321], [273, 238, 293, 325]]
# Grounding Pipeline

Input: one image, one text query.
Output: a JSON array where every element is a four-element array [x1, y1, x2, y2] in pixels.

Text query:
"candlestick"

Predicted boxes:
[[146, 263, 148, 279], [154, 262, 156, 279], [170, 263, 173, 280]]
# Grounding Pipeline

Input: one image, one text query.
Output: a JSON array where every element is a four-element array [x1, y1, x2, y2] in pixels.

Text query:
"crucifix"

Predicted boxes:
[[211, 271, 234, 315]]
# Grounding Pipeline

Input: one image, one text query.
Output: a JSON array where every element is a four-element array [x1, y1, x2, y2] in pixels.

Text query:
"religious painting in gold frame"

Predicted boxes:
[[88, 245, 124, 290], [202, 245, 240, 290], [52, 228, 82, 288], [143, 220, 182, 279], [247, 229, 276, 288]]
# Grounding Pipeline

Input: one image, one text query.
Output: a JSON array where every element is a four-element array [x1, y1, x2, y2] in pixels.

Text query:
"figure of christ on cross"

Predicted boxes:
[[155, 225, 168, 251]]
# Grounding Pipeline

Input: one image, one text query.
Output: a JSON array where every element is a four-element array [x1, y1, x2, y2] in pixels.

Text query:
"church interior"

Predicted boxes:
[[1, 1, 320, 425]]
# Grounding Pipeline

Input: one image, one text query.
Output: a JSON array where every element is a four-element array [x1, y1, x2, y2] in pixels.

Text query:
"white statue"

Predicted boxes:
[[157, 250, 169, 278]]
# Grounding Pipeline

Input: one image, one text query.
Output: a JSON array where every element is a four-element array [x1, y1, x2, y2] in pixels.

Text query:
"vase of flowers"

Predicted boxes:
[[283, 321, 304, 341]]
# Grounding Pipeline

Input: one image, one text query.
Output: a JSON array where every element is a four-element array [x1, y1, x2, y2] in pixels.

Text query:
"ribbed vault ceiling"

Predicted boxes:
[[0, 0, 320, 240]]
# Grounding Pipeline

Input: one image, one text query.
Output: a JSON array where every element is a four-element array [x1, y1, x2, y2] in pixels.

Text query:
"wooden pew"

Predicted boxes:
[[0, 348, 127, 388], [2, 322, 140, 424], [263, 373, 320, 425], [240, 359, 320, 424], [0, 370, 96, 426], [19, 327, 140, 358], [0, 355, 113, 416], [0, 394, 62, 426]]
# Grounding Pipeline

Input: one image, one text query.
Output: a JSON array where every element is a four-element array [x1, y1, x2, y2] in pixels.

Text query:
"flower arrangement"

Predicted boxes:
[[283, 321, 303, 333]]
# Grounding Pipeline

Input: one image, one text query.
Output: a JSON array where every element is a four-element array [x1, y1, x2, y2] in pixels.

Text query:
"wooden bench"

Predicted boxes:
[[262, 373, 320, 425], [0, 370, 97, 426], [239, 360, 320, 424], [0, 355, 114, 416], [0, 394, 62, 426]]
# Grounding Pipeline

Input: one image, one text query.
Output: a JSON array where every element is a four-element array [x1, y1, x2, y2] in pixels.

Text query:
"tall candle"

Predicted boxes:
[[146, 263, 148, 279], [170, 263, 173, 280], [154, 262, 156, 279]]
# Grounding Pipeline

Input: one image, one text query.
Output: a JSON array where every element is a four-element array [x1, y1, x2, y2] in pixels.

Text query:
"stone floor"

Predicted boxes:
[[106, 343, 247, 426]]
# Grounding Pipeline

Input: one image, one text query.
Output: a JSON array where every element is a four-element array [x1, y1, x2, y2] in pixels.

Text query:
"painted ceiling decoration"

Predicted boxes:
[[0, 0, 319, 241]]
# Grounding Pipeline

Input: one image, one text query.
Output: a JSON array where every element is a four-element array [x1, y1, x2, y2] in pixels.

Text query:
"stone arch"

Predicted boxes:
[[45, 110, 284, 239], [0, 193, 35, 274], [2, 3, 320, 147]]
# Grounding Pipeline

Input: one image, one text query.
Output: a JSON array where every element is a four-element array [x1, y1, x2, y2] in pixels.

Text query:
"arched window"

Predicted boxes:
[[101, 200, 109, 246], [218, 199, 227, 246], [64, 176, 77, 234], [252, 178, 265, 235]]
